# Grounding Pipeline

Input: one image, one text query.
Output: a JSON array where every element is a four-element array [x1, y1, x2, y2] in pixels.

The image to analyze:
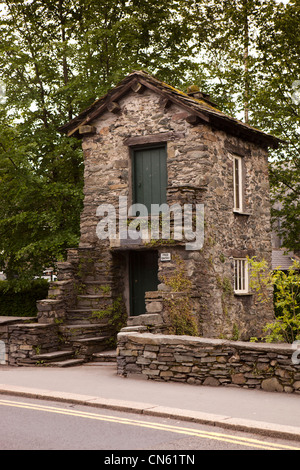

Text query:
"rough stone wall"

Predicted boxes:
[[0, 322, 60, 366], [79, 87, 274, 340], [117, 332, 300, 394]]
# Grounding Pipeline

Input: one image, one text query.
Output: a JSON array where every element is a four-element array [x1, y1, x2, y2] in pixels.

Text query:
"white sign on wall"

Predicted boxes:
[[160, 253, 171, 262]]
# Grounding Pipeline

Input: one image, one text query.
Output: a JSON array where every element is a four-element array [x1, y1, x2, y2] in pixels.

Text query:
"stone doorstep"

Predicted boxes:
[[83, 280, 114, 284], [77, 294, 112, 299], [120, 326, 148, 333], [127, 313, 163, 327]]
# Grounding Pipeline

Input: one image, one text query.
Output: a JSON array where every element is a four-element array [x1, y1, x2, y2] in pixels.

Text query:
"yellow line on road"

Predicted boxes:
[[0, 398, 299, 450]]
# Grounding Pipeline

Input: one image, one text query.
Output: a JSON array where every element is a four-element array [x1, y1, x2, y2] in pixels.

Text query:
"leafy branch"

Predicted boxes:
[[248, 257, 300, 343]]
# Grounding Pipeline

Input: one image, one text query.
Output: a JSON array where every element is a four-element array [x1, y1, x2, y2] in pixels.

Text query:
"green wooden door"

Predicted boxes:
[[132, 146, 167, 213], [129, 251, 158, 316]]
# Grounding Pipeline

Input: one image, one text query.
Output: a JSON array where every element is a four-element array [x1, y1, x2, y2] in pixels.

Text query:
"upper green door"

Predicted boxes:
[[132, 146, 167, 213]]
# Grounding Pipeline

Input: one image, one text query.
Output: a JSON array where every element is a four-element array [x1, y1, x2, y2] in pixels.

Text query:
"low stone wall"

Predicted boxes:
[[117, 332, 300, 394], [0, 318, 60, 366]]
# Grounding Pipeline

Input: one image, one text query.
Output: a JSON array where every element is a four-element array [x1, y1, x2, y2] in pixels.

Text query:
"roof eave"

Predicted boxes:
[[59, 71, 282, 149]]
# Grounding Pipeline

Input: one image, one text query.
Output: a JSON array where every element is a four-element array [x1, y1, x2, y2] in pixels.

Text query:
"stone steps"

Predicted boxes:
[[72, 336, 110, 360], [33, 261, 123, 366], [30, 349, 84, 367], [49, 358, 85, 367], [92, 349, 117, 363], [76, 294, 113, 309], [59, 323, 112, 340], [31, 335, 111, 365], [83, 281, 113, 296], [80, 274, 114, 283], [65, 308, 111, 324], [9, 252, 119, 367], [48, 276, 117, 364], [32, 349, 74, 361], [59, 320, 112, 361]]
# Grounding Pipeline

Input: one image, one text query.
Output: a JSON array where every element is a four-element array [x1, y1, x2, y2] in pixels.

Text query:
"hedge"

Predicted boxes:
[[0, 279, 49, 317]]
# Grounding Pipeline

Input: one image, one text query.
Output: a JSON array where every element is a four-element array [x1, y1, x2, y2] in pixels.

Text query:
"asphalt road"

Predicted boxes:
[[0, 394, 299, 452]]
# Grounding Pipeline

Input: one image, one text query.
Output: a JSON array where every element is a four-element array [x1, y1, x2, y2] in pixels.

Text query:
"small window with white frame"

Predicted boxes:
[[234, 258, 249, 294], [233, 155, 243, 212]]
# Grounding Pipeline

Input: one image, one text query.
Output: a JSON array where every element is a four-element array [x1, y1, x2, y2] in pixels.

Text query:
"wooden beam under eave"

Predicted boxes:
[[131, 81, 145, 94], [107, 101, 121, 114], [79, 125, 96, 135], [186, 113, 210, 125], [186, 114, 200, 125], [159, 97, 172, 110]]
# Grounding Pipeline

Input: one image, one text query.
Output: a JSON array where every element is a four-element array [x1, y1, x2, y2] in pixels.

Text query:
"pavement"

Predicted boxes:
[[1, 360, 300, 443]]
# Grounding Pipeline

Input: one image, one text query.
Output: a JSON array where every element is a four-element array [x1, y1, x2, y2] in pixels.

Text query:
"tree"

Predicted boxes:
[[252, 0, 300, 253], [182, 0, 300, 252], [182, 0, 269, 121], [0, 0, 199, 283], [1, 0, 299, 284], [0, 107, 83, 282]]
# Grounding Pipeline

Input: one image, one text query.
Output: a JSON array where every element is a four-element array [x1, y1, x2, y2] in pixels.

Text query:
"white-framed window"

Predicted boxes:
[[234, 258, 249, 294], [233, 155, 243, 212]]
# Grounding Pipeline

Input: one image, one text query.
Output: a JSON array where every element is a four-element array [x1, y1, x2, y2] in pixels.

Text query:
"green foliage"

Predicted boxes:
[[183, 0, 273, 120], [248, 257, 300, 343], [216, 274, 233, 321], [0, 278, 49, 317], [0, 0, 199, 282], [163, 256, 192, 293], [253, 0, 300, 252], [184, 1, 300, 252], [231, 323, 240, 341], [269, 157, 300, 253], [92, 295, 127, 346], [165, 295, 199, 337], [0, 1, 84, 281], [162, 255, 199, 336], [248, 257, 274, 305], [0, 0, 299, 281]]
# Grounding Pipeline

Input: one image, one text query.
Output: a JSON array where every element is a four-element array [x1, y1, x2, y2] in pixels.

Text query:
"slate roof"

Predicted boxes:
[[59, 70, 281, 149], [272, 250, 296, 270]]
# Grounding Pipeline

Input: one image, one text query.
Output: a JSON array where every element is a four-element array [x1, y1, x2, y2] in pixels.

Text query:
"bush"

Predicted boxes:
[[0, 279, 49, 317], [248, 257, 300, 343]]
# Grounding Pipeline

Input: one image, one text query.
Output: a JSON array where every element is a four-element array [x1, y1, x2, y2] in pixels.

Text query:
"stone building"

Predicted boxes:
[[20, 70, 280, 366], [56, 70, 280, 339]]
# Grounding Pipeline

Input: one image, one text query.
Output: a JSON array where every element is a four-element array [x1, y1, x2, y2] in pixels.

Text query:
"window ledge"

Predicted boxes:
[[233, 210, 251, 216], [234, 292, 253, 297]]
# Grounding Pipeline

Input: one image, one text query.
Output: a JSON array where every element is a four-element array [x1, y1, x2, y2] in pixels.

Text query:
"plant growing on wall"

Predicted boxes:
[[91, 295, 127, 347], [162, 255, 199, 336], [248, 257, 300, 343]]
